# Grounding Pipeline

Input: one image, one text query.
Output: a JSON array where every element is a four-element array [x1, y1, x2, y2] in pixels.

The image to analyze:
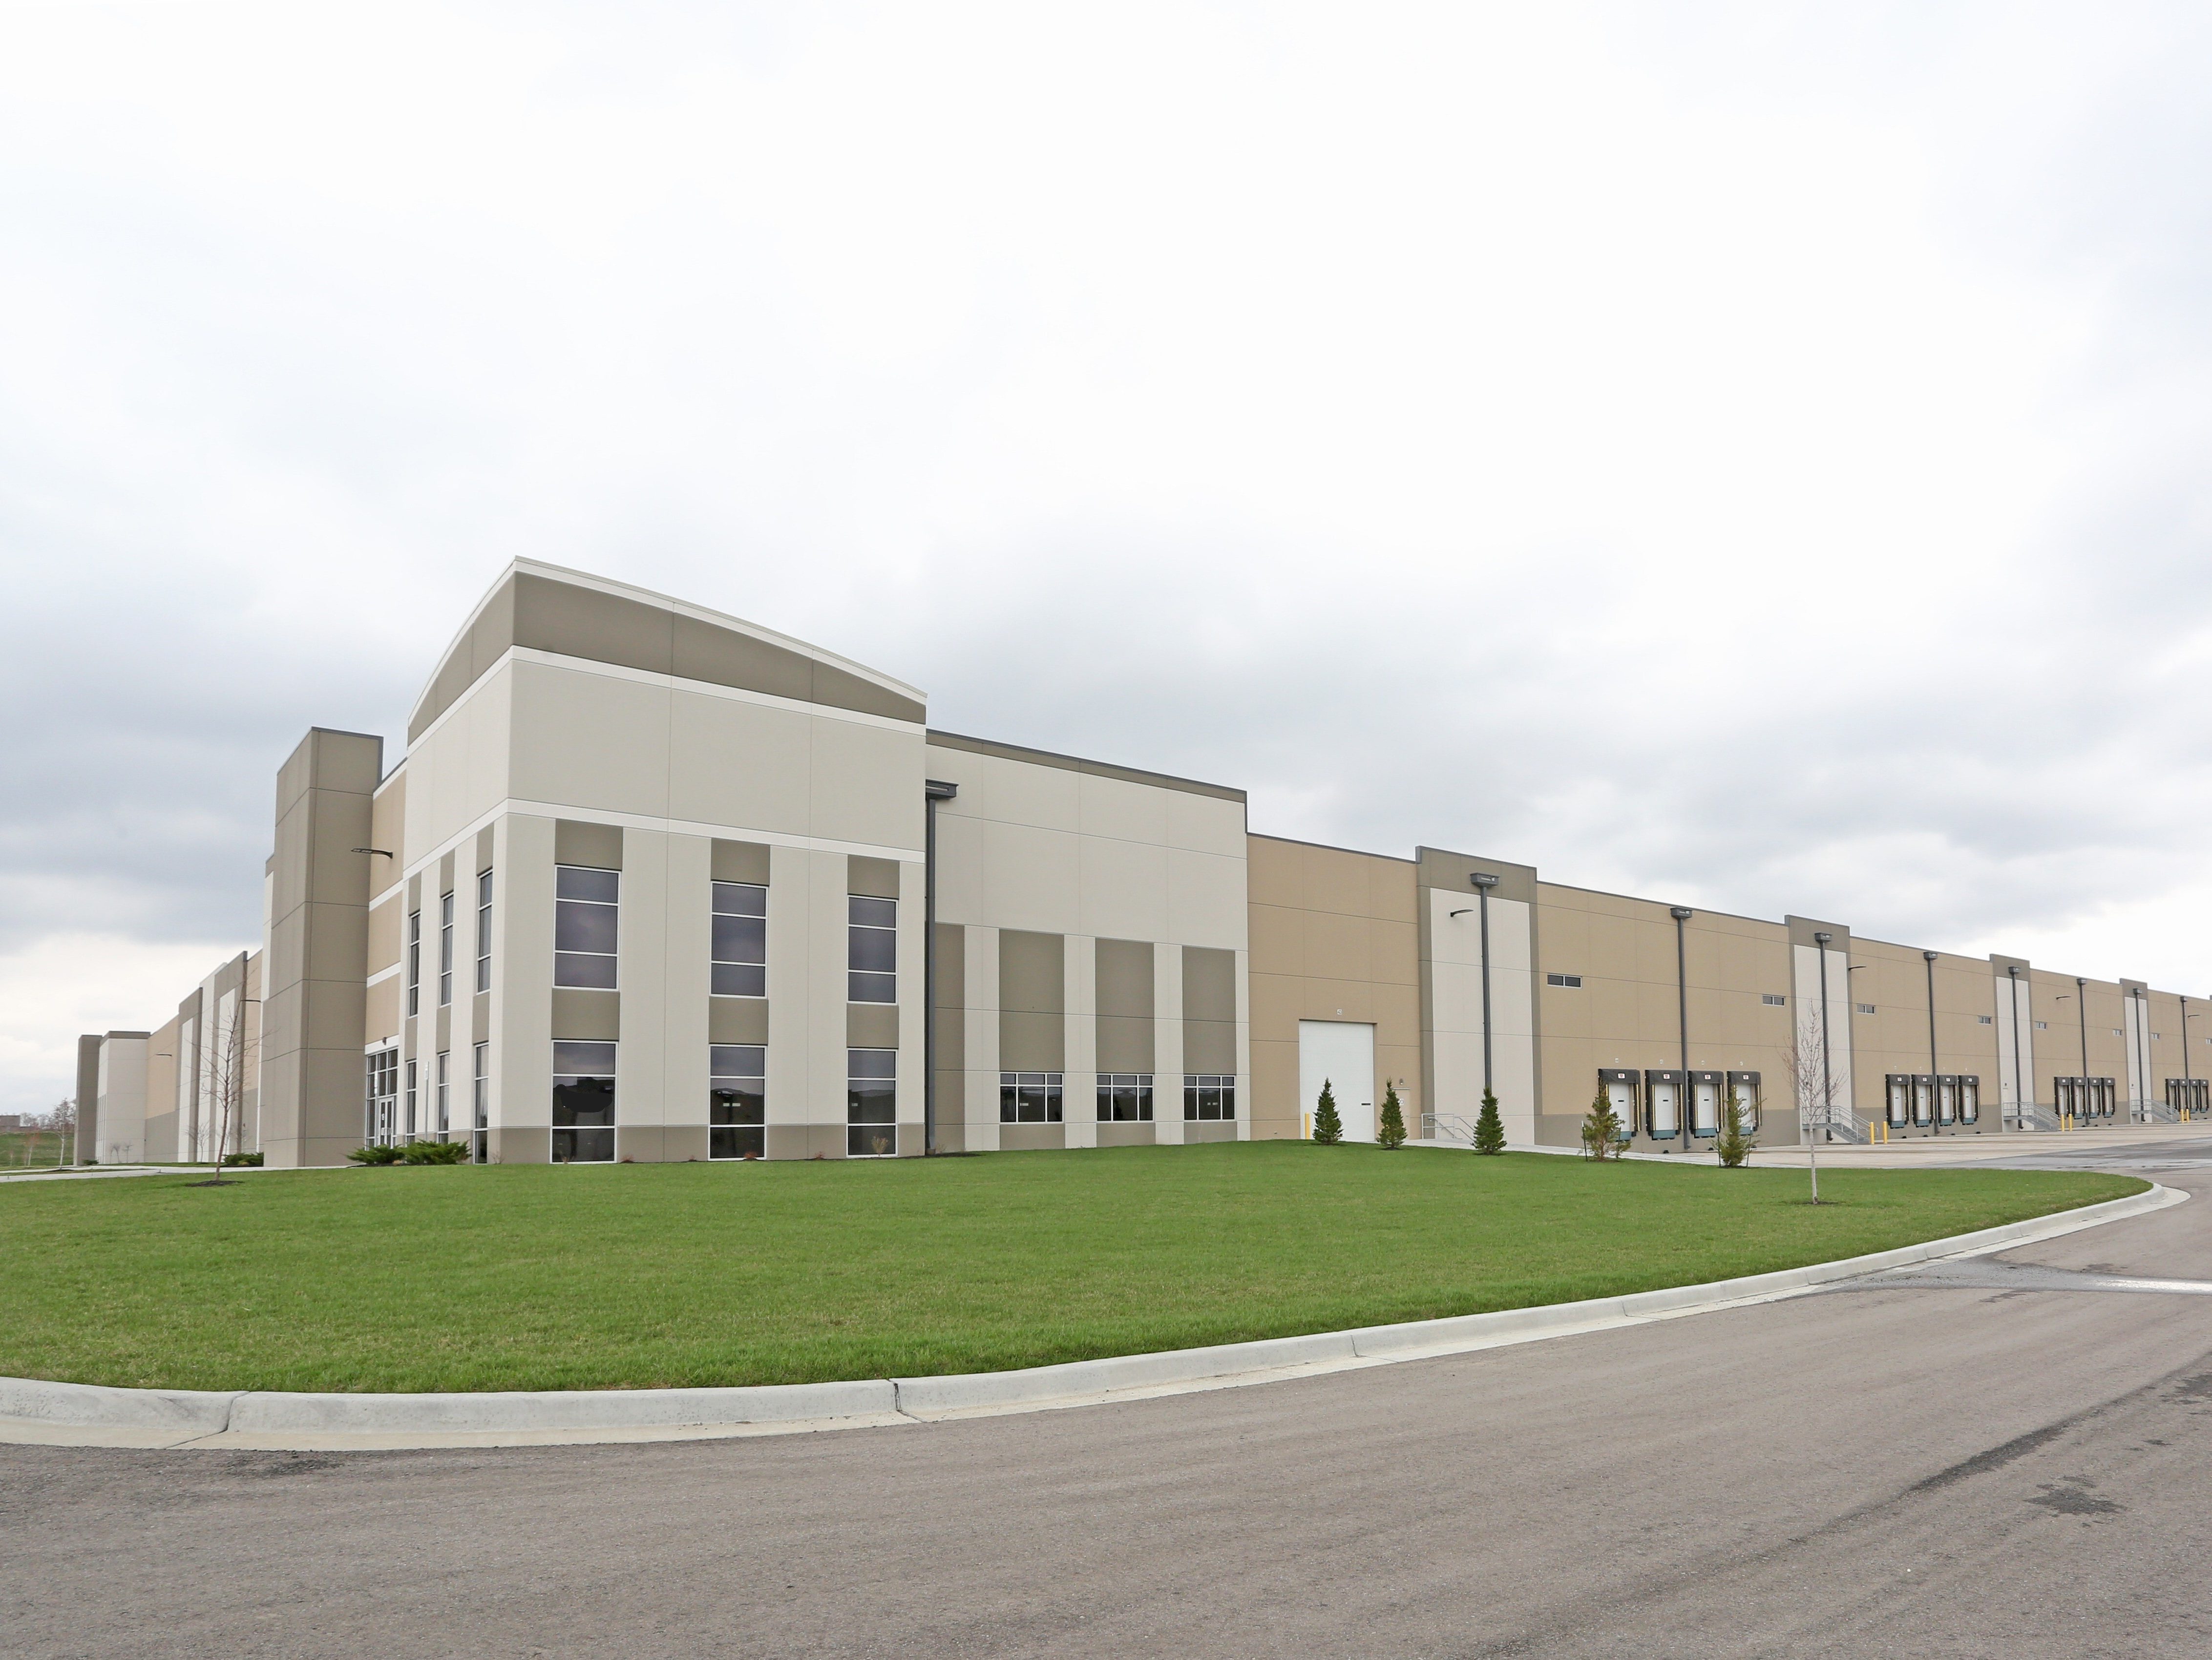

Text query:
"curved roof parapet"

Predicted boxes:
[[407, 560, 927, 742]]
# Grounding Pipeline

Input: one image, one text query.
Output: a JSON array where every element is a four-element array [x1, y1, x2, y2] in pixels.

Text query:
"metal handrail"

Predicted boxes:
[[1421, 1112, 1477, 1144]]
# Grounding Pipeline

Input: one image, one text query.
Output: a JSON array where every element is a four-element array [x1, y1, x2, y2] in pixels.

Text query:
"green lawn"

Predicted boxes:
[[0, 1144, 2140, 1393]]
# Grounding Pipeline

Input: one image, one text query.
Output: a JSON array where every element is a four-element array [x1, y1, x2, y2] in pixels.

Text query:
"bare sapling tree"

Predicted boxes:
[[198, 998, 259, 1184], [1778, 1024, 1843, 1203], [37, 1098, 77, 1168]]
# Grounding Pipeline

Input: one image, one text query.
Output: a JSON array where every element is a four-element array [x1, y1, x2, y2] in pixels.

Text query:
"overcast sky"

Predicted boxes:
[[5, 1, 2211, 1114]]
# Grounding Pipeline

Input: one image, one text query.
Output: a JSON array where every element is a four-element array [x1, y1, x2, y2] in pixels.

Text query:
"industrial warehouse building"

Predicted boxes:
[[76, 561, 2212, 1167]]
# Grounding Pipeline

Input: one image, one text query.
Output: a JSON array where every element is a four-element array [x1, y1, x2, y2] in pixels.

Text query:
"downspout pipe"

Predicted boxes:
[[1472, 873, 1499, 1097], [924, 779, 958, 1155], [1670, 907, 1693, 1136], [2007, 966, 2026, 1129], [1813, 931, 1835, 1143]]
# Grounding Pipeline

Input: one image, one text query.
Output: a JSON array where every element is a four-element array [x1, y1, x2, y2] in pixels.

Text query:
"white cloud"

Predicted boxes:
[[0, 933, 250, 1116], [2, 1, 2211, 1109]]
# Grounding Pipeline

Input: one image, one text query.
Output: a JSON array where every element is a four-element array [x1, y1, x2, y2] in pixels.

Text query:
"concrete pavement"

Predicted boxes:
[[6, 1159, 2212, 1657]]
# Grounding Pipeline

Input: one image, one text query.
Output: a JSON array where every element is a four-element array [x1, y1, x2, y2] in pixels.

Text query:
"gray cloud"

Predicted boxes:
[[5, 1, 2212, 1116]]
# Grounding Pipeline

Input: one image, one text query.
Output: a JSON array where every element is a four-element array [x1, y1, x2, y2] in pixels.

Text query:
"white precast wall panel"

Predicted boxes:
[[96, 1037, 149, 1165], [961, 923, 1001, 1152], [1063, 927, 1098, 1150], [1300, 1020, 1377, 1141], [2123, 991, 2150, 1114], [1427, 891, 1536, 1141], [1992, 972, 2036, 1122], [923, 736, 1249, 1149], [1790, 944, 1856, 1138]]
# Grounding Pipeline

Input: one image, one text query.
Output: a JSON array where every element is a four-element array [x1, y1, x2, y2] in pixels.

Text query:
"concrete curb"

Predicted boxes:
[[0, 1181, 2182, 1452]]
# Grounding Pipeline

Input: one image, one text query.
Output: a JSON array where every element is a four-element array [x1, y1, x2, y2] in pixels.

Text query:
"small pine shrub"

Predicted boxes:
[[1312, 1079, 1344, 1145], [1474, 1087, 1506, 1155], [400, 1138, 470, 1165], [222, 1151, 264, 1167], [1717, 1090, 1757, 1168], [346, 1143, 404, 1165], [1580, 1089, 1622, 1160], [1377, 1082, 1407, 1149]]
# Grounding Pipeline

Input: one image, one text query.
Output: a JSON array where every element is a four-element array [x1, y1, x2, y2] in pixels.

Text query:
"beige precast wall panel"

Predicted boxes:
[[262, 728, 382, 1168], [143, 1015, 180, 1163], [1848, 940, 2005, 1132], [74, 1034, 101, 1162], [1246, 834, 1419, 1142]]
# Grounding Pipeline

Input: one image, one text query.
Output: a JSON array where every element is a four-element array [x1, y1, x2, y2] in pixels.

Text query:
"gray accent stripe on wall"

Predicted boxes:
[[1095, 938, 1155, 1072], [712, 839, 771, 884], [554, 820, 623, 870], [999, 929, 1065, 1071], [410, 571, 927, 741], [1182, 945, 1236, 1075], [847, 856, 901, 899]]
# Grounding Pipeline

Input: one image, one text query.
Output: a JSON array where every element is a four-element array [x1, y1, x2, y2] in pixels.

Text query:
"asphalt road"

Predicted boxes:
[[8, 1168, 2212, 1659]]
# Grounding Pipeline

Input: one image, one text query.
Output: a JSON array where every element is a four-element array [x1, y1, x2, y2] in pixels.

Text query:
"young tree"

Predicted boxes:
[[1376, 1081, 1407, 1149], [1716, 1087, 1756, 1169], [1311, 1078, 1344, 1144], [1580, 1087, 1622, 1160], [1779, 1024, 1844, 1203], [1473, 1087, 1506, 1155]]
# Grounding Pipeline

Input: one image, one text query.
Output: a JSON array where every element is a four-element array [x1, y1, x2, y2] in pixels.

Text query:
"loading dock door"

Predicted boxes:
[[1299, 1021, 1377, 1143]]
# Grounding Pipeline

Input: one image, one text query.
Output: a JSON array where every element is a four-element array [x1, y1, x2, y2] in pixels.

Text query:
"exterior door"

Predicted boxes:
[[1299, 1021, 1377, 1142]]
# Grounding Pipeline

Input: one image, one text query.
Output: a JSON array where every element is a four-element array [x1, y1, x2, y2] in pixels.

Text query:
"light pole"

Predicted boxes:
[[2184, 997, 2196, 1119], [1472, 874, 1499, 1099], [1810, 931, 1834, 1199], [2006, 965, 2028, 1129], [2129, 987, 2149, 1123], [2076, 977, 2091, 1126], [1923, 950, 1941, 1136], [1670, 907, 1693, 1142]]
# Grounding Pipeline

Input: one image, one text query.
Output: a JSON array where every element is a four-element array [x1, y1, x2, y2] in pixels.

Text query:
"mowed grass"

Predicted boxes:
[[0, 1144, 2140, 1393]]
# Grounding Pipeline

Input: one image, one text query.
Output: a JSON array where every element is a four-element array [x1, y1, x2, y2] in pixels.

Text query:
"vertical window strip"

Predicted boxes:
[[710, 1043, 767, 1159], [554, 866, 620, 989], [846, 1047, 897, 1156], [552, 1040, 617, 1162], [435, 1051, 450, 1135], [847, 895, 896, 1004], [406, 911, 421, 1016], [439, 892, 455, 1007], [476, 869, 492, 995], [712, 882, 767, 997]]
